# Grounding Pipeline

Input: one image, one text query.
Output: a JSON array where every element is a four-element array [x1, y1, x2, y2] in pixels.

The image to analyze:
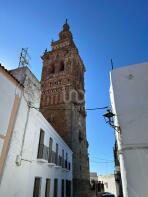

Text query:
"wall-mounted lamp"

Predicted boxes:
[[103, 109, 120, 133], [103, 109, 115, 125]]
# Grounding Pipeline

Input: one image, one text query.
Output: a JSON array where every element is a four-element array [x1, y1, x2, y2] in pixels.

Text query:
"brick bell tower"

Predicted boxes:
[[40, 20, 90, 197]]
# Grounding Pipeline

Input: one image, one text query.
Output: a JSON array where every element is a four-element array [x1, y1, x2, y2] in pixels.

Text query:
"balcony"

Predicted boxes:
[[37, 145, 71, 171], [63, 160, 71, 171], [49, 151, 62, 168], [58, 155, 62, 166], [68, 162, 71, 171], [65, 160, 68, 169], [37, 144, 49, 163]]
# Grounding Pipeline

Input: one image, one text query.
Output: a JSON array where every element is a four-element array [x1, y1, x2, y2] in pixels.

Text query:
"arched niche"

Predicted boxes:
[[54, 61, 65, 73], [60, 61, 64, 71]]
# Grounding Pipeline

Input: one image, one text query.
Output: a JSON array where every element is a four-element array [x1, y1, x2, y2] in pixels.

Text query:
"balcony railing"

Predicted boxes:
[[37, 144, 71, 170], [59, 155, 62, 166], [68, 162, 71, 170], [65, 160, 67, 169], [51, 151, 56, 164], [37, 144, 49, 160]]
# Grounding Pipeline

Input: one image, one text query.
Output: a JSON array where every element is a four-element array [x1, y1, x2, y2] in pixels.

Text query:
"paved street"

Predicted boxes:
[[90, 191, 98, 197]]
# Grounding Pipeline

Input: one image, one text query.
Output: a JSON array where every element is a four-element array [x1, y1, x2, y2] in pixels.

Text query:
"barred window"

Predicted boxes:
[[54, 179, 58, 197], [55, 143, 59, 165], [33, 177, 41, 197], [48, 138, 53, 163], [37, 129, 44, 159], [61, 179, 65, 197], [45, 179, 50, 197]]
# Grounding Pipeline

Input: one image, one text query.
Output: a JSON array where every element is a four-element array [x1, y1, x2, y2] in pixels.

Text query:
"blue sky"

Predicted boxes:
[[0, 0, 148, 174]]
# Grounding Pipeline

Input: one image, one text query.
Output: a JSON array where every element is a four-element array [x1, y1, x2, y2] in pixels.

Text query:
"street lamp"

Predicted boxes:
[[103, 109, 115, 125], [103, 109, 120, 132]]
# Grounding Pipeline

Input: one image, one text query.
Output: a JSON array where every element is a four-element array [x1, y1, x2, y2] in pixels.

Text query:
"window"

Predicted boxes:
[[33, 177, 41, 197], [59, 155, 62, 166], [37, 130, 44, 159], [55, 143, 59, 165], [66, 180, 71, 197], [68, 162, 71, 171], [45, 179, 50, 197], [54, 179, 58, 197], [61, 179, 65, 197], [48, 138, 53, 163], [62, 149, 64, 168], [65, 152, 68, 169], [60, 61, 64, 71]]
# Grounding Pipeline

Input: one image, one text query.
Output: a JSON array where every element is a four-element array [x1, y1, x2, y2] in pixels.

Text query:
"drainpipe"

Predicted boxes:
[[117, 130, 128, 197]]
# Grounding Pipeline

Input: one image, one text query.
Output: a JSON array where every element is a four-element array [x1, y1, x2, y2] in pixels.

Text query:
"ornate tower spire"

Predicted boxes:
[[59, 19, 73, 40], [63, 19, 69, 29]]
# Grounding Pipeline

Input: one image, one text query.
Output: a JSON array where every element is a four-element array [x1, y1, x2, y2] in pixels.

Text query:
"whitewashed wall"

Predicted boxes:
[[11, 67, 41, 108], [110, 62, 148, 197], [98, 174, 117, 197], [0, 71, 21, 157], [0, 68, 72, 197]]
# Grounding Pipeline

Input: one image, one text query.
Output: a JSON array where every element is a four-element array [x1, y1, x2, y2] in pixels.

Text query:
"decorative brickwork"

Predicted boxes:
[[40, 21, 90, 197]]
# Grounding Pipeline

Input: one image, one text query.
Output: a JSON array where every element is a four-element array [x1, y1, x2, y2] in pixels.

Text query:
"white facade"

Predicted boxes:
[[0, 65, 72, 197], [110, 62, 148, 197], [98, 174, 117, 197]]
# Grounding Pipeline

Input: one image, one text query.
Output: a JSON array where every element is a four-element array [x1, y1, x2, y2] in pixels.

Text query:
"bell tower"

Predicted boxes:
[[40, 21, 90, 197]]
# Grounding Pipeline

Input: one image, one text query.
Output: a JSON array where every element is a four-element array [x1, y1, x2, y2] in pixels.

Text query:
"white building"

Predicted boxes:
[[90, 172, 98, 182], [0, 65, 72, 197], [110, 62, 148, 197], [98, 174, 117, 197]]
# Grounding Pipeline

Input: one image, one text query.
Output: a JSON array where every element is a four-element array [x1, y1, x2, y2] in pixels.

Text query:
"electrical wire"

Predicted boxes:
[[89, 156, 113, 162], [86, 106, 108, 111], [90, 160, 114, 164], [30, 105, 108, 111]]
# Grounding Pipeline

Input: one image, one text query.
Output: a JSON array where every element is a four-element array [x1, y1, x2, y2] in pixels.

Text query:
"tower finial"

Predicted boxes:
[[63, 19, 70, 31], [59, 19, 72, 40]]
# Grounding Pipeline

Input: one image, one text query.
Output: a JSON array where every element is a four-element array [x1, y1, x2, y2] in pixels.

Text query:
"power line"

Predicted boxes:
[[30, 105, 108, 111], [90, 160, 114, 164], [86, 106, 108, 111], [89, 156, 113, 162]]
